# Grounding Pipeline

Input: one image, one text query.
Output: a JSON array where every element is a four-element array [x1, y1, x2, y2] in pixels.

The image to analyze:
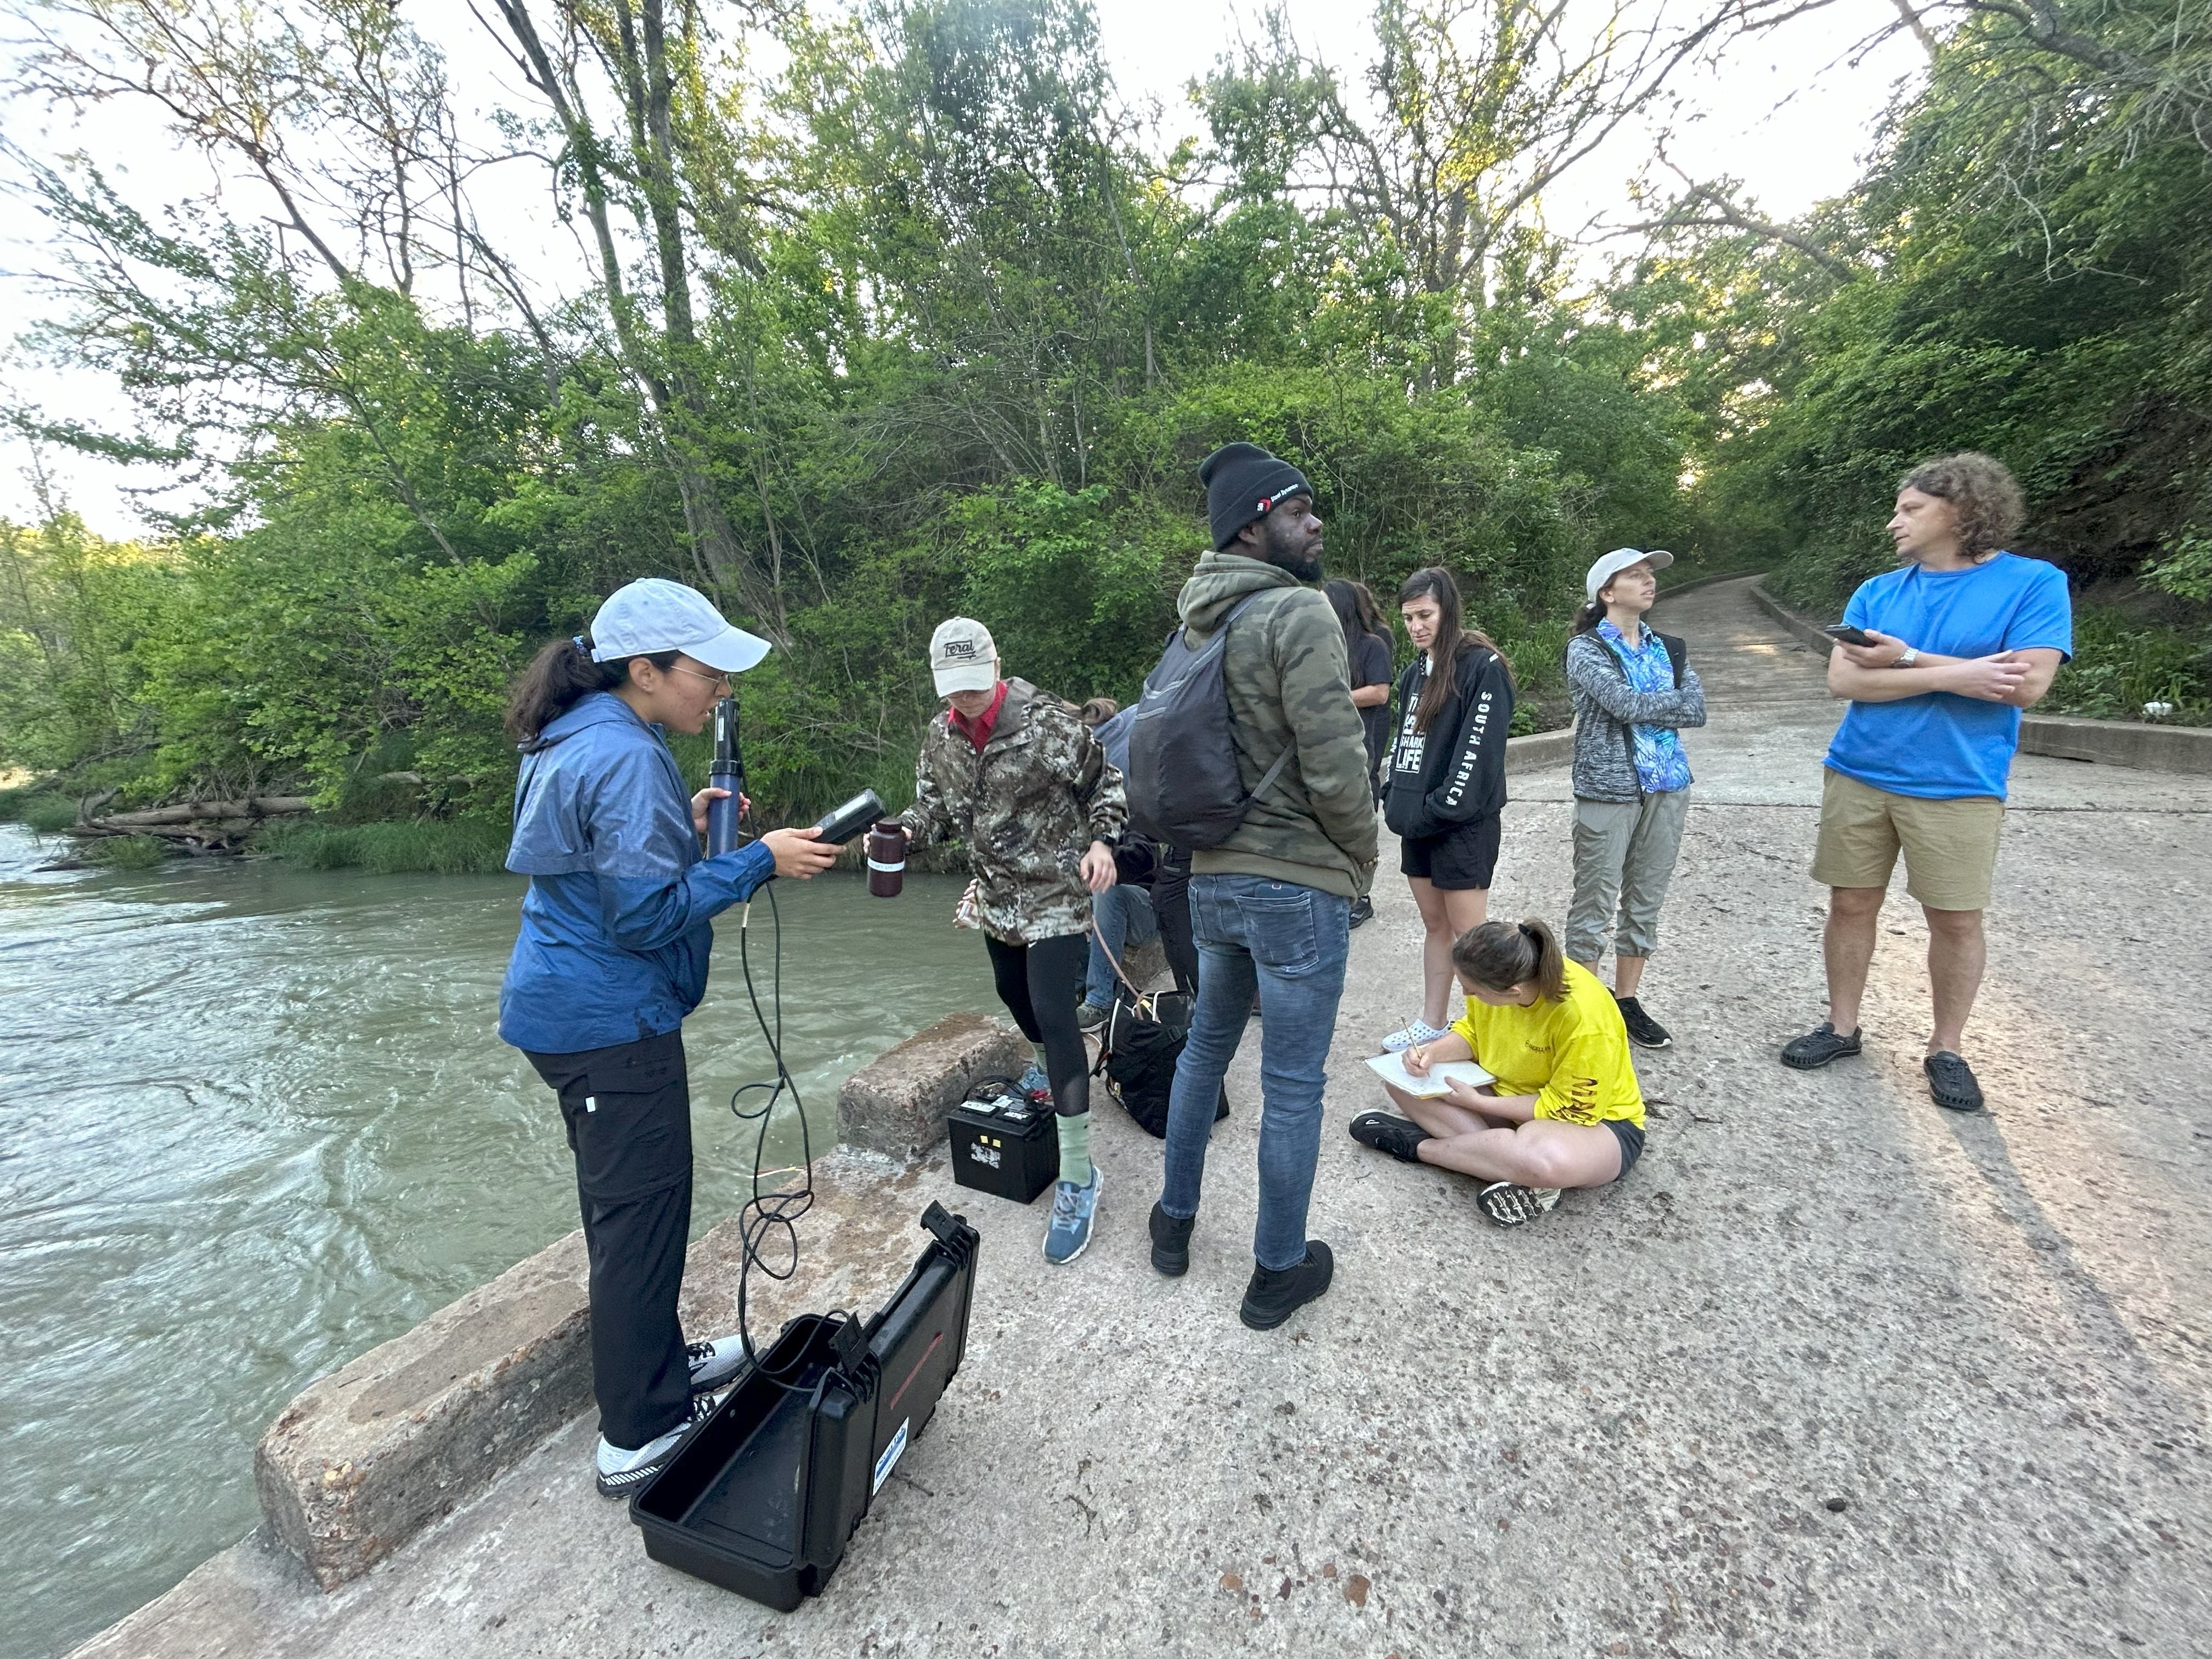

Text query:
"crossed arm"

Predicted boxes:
[[1827, 630, 2064, 709]]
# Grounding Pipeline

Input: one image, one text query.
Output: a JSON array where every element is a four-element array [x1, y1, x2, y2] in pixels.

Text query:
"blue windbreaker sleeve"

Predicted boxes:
[[586, 746, 776, 950]]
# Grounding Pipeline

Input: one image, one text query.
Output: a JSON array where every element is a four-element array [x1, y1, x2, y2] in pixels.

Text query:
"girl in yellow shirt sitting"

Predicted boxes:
[[1351, 917, 1646, 1226]]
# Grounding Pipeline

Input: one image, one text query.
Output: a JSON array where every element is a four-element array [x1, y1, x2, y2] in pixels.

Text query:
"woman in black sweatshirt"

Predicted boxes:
[[1380, 567, 1516, 1052]]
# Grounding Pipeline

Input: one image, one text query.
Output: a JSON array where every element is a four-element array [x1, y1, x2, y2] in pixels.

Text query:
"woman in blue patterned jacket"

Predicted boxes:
[[1564, 549, 1707, 1053]]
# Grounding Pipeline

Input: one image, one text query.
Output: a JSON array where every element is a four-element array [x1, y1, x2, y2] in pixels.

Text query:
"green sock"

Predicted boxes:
[[1056, 1111, 1092, 1187], [1032, 1042, 1050, 1075]]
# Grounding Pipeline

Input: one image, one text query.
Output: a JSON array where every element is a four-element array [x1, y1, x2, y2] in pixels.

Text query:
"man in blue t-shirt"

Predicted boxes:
[[1780, 453, 2073, 1112]]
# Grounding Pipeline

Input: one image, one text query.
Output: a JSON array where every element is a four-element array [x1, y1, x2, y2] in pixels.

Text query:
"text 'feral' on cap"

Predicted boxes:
[[929, 616, 998, 695]]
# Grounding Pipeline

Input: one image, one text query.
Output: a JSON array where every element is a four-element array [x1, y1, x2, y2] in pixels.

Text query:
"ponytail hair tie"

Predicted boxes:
[[571, 635, 591, 655]]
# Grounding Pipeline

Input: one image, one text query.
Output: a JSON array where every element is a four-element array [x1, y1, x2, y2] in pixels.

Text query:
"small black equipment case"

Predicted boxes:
[[629, 1203, 981, 1611], [947, 1085, 1057, 1204]]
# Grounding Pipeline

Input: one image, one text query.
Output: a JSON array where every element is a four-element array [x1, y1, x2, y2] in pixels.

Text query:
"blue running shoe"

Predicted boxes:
[[1043, 1167, 1102, 1265], [1017, 1062, 1050, 1096]]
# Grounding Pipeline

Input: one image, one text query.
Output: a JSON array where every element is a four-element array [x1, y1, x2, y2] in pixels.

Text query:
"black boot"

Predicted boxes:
[[1238, 1242, 1334, 1330], [1149, 1201, 1194, 1277]]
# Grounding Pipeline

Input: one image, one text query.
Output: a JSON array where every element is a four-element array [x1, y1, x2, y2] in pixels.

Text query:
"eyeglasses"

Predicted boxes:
[[669, 663, 731, 692]]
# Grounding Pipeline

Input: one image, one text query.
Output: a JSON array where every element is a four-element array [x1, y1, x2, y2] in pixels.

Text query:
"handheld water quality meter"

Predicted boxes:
[[707, 696, 746, 856], [707, 695, 883, 859]]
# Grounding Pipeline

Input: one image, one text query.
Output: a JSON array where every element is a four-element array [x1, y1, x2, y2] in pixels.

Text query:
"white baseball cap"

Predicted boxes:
[[589, 578, 771, 673], [1585, 547, 1675, 603], [929, 617, 999, 695]]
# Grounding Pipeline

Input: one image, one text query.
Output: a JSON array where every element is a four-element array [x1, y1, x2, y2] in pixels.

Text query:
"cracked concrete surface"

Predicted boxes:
[[73, 577, 2212, 1659]]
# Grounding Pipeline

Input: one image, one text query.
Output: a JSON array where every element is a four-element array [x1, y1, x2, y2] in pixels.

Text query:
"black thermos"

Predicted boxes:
[[866, 822, 908, 898]]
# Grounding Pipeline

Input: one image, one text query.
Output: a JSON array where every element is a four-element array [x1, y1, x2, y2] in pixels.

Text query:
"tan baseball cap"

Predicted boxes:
[[929, 617, 998, 695]]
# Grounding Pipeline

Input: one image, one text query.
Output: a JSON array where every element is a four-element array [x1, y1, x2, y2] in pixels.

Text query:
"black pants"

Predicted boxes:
[[525, 1029, 694, 1451], [984, 932, 1091, 1116], [1149, 846, 1200, 992]]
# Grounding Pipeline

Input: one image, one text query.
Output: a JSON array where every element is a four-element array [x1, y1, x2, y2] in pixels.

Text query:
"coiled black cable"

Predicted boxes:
[[726, 875, 860, 1391]]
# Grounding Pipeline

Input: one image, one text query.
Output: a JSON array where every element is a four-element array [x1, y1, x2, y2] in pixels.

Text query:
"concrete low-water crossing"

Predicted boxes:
[[0, 830, 993, 1659]]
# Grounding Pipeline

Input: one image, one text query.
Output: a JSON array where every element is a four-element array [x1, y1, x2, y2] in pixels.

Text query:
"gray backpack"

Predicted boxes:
[[1125, 594, 1293, 847]]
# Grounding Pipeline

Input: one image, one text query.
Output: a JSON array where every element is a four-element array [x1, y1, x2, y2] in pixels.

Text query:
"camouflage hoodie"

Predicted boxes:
[[900, 678, 1128, 944], [1177, 553, 1379, 899]]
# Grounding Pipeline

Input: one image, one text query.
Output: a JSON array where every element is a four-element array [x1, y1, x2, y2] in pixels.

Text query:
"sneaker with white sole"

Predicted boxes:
[[685, 1336, 747, 1395], [595, 1392, 716, 1499], [1380, 1019, 1449, 1053], [1043, 1167, 1103, 1265], [1076, 1001, 1109, 1034], [1476, 1182, 1562, 1228], [1614, 996, 1673, 1049]]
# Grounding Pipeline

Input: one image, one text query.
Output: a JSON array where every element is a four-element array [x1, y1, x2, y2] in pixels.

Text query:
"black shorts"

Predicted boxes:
[[1605, 1117, 1645, 1182], [1399, 816, 1501, 890]]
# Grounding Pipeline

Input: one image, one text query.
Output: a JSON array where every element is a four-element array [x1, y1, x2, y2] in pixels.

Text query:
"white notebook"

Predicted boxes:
[[1364, 1050, 1494, 1099]]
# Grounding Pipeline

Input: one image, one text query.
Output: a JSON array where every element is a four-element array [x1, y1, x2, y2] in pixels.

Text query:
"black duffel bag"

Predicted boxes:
[[1094, 984, 1228, 1138]]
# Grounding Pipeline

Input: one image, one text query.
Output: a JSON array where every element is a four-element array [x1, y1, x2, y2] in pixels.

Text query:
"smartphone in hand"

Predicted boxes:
[[1823, 623, 1876, 647]]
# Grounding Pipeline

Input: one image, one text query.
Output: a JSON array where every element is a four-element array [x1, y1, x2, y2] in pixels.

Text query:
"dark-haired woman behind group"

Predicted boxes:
[[1325, 578, 1396, 928]]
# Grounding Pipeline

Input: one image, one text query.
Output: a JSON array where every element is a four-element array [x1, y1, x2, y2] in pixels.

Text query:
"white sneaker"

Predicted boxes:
[[685, 1335, 747, 1394], [1476, 1183, 1562, 1228], [595, 1393, 715, 1499], [1380, 1019, 1448, 1053]]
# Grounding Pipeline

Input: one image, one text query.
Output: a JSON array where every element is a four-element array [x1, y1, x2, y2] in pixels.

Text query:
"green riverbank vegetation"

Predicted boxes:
[[1, 1, 2205, 872]]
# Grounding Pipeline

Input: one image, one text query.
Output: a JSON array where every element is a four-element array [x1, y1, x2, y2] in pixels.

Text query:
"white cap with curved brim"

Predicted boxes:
[[1585, 546, 1675, 603], [589, 578, 771, 673], [929, 616, 999, 695]]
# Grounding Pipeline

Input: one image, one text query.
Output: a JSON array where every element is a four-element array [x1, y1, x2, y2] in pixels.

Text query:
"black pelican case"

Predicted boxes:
[[628, 1202, 981, 1610]]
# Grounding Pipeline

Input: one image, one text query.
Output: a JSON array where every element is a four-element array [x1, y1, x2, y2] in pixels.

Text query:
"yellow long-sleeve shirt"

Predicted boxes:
[[1448, 958, 1645, 1129]]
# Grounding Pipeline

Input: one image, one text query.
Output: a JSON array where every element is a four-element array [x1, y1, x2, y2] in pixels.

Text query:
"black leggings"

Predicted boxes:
[[985, 932, 1090, 1118], [1148, 845, 1200, 993]]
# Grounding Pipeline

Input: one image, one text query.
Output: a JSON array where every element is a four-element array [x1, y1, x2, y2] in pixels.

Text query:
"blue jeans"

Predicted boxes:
[[1085, 883, 1159, 1007], [1159, 874, 1351, 1271]]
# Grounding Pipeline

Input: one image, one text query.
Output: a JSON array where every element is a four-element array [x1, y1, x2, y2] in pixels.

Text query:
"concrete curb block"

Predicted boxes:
[[2015, 712, 2212, 772], [252, 1230, 596, 1590], [1748, 577, 2211, 776], [836, 1010, 1031, 1159], [1503, 726, 1575, 773], [251, 1200, 782, 1591]]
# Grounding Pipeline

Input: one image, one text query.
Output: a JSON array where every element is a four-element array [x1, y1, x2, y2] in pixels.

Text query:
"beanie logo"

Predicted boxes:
[[1257, 496, 1273, 512]]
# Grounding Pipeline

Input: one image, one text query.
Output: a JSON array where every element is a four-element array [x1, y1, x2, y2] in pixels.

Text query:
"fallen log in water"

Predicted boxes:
[[63, 796, 314, 837]]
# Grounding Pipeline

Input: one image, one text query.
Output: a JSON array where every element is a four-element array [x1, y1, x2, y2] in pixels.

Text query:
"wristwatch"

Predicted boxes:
[[1895, 647, 1920, 668]]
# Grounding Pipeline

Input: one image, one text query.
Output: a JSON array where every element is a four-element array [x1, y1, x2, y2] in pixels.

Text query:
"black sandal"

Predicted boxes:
[[1924, 1050, 1984, 1112]]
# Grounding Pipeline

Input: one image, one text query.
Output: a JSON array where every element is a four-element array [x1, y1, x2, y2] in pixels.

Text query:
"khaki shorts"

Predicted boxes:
[[1810, 769, 2005, 911]]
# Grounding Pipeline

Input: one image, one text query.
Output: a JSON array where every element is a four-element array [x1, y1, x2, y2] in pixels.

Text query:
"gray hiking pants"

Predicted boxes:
[[1567, 789, 1690, 964]]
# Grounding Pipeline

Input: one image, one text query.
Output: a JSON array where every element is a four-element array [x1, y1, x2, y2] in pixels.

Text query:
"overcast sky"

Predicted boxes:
[[0, 0, 1923, 536]]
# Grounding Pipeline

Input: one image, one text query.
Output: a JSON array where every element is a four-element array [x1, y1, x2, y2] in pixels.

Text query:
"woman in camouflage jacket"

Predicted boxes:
[[898, 618, 1125, 1265]]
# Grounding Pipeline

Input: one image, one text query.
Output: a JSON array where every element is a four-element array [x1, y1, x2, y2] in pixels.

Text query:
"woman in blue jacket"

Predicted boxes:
[[499, 578, 839, 1498]]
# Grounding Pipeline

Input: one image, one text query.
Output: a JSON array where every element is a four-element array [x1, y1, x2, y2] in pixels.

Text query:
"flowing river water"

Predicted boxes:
[[0, 824, 1000, 1659]]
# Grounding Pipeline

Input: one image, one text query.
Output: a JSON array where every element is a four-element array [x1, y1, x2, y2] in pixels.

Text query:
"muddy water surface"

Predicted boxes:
[[0, 825, 995, 1658]]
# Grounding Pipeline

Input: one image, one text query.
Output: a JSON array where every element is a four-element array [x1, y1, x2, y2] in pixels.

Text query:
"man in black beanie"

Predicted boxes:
[[1149, 442, 1376, 1332], [1200, 442, 1325, 580]]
